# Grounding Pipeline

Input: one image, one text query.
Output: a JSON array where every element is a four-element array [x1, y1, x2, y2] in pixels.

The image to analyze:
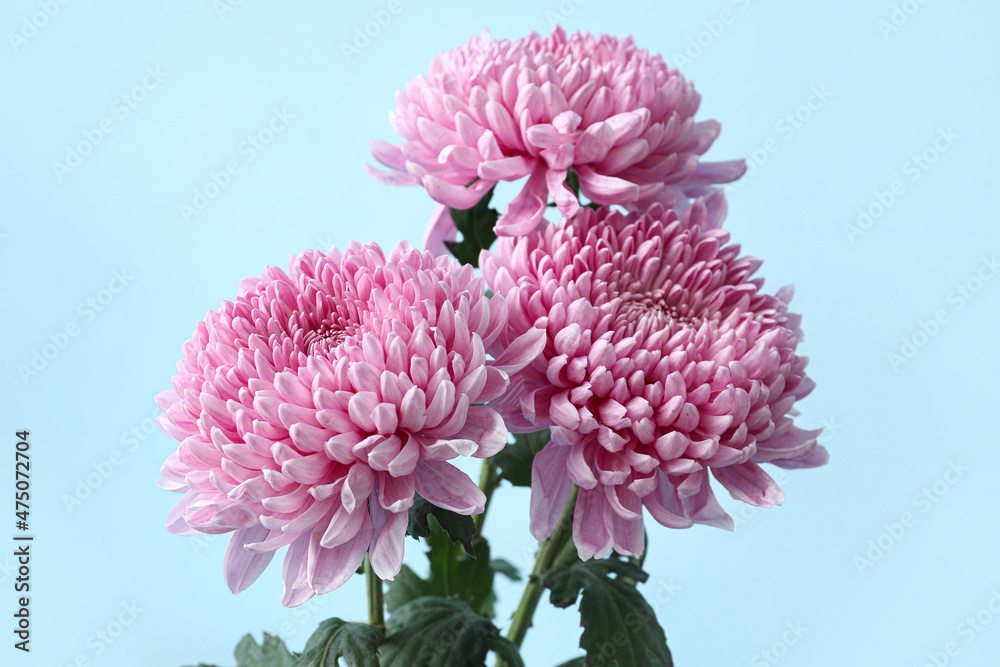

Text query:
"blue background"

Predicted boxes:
[[2, 1, 997, 665]]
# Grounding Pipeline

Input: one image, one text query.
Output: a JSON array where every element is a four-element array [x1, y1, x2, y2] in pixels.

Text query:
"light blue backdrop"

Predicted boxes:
[[2, 1, 997, 665]]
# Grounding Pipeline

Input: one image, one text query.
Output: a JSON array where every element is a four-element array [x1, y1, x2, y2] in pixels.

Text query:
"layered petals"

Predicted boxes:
[[482, 197, 828, 559], [366, 27, 745, 247], [157, 241, 541, 604]]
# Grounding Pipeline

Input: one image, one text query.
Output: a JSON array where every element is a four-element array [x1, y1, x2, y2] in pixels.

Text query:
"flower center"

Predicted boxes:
[[615, 290, 701, 336], [304, 322, 350, 356]]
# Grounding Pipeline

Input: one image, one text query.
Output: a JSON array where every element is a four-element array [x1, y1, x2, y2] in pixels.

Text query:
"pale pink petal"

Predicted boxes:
[[685, 159, 747, 186], [573, 487, 614, 561], [490, 326, 546, 374], [368, 505, 408, 580], [450, 406, 508, 458], [423, 175, 493, 209], [307, 519, 373, 595], [712, 461, 786, 507], [576, 166, 641, 204], [414, 459, 486, 515], [320, 503, 368, 549], [224, 525, 275, 594], [529, 442, 573, 541], [546, 168, 582, 219], [423, 204, 457, 257], [281, 534, 313, 607], [496, 168, 548, 237], [363, 162, 419, 186], [479, 155, 537, 180]]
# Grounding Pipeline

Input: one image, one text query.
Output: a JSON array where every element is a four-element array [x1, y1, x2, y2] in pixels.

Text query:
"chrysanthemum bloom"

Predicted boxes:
[[366, 27, 746, 253], [157, 242, 543, 605], [480, 195, 828, 560]]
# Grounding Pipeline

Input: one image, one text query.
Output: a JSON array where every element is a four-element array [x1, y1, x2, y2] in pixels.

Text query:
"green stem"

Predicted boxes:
[[502, 485, 579, 656], [365, 556, 385, 632], [473, 459, 501, 534]]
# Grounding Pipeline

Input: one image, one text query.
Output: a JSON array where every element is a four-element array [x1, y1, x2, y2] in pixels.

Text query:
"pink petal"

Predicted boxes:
[[224, 525, 275, 594], [423, 205, 457, 257], [575, 166, 640, 204], [712, 461, 785, 507], [566, 443, 598, 490], [753, 426, 824, 464], [575, 122, 615, 164], [363, 161, 419, 186], [368, 505, 408, 580], [378, 471, 416, 512], [686, 159, 747, 186], [307, 519, 373, 595], [450, 406, 508, 458], [281, 534, 313, 607], [341, 464, 376, 513], [369, 139, 407, 170], [611, 512, 645, 558], [529, 442, 572, 541], [495, 168, 548, 237], [166, 490, 201, 536], [423, 175, 493, 209], [479, 155, 537, 181], [320, 503, 368, 549], [414, 459, 486, 515], [490, 326, 546, 374], [606, 108, 651, 143], [573, 486, 614, 561], [546, 168, 581, 219]]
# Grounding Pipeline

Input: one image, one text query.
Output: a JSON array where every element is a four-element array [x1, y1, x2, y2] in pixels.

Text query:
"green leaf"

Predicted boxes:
[[565, 170, 582, 199], [492, 430, 550, 487], [543, 559, 673, 667], [488, 636, 526, 667], [490, 558, 522, 582], [407, 494, 477, 556], [291, 618, 381, 667], [388, 516, 496, 617], [380, 597, 503, 667], [444, 187, 499, 267], [233, 633, 296, 667], [554, 659, 585, 667], [433, 534, 495, 616], [385, 564, 433, 613]]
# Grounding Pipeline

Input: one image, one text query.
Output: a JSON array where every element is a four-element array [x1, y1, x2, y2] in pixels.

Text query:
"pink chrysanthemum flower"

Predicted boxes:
[[366, 27, 746, 253], [157, 242, 543, 605], [480, 195, 828, 560]]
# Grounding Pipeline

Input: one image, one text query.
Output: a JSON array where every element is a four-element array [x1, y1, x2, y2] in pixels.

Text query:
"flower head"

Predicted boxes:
[[480, 195, 827, 560], [366, 27, 745, 251], [157, 241, 543, 605]]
